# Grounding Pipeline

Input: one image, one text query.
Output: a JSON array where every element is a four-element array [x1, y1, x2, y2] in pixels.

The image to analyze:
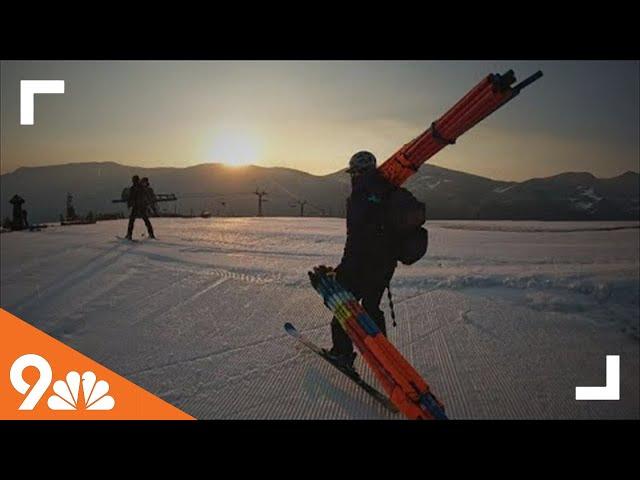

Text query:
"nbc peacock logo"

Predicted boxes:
[[1, 308, 194, 419], [48, 371, 115, 411], [9, 354, 116, 412]]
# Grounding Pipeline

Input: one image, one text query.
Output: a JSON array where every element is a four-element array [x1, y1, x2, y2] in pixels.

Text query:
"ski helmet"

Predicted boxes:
[[346, 151, 376, 174]]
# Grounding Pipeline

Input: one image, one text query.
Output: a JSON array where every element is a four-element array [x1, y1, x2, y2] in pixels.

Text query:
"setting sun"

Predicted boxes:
[[209, 129, 260, 167]]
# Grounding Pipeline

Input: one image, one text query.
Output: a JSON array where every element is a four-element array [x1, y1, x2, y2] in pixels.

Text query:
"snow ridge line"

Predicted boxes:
[[439, 224, 639, 233], [121, 330, 294, 378], [136, 276, 229, 325], [389, 274, 637, 302], [4, 244, 136, 314]]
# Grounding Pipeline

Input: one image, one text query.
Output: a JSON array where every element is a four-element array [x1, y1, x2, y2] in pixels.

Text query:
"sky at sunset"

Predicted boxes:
[[1, 60, 638, 180]]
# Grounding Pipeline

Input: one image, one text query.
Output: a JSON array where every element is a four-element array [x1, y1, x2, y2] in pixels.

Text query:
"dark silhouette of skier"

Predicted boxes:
[[9, 194, 25, 230], [22, 210, 29, 229], [125, 175, 155, 239], [325, 151, 397, 370]]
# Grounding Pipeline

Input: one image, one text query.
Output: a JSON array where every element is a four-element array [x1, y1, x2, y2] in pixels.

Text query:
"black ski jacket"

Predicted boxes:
[[337, 170, 397, 288], [127, 183, 149, 213]]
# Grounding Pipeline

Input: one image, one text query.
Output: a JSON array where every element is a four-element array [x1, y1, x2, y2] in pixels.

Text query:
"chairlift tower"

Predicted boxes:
[[254, 189, 268, 217]]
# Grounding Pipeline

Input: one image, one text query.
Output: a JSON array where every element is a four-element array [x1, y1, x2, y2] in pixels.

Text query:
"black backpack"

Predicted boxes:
[[384, 187, 429, 265]]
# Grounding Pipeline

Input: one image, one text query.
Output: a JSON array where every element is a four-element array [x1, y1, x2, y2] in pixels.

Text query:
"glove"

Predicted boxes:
[[309, 265, 334, 288], [312, 265, 334, 275]]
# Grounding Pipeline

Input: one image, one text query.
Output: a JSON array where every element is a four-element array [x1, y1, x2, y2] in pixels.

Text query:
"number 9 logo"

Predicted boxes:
[[10, 354, 52, 410]]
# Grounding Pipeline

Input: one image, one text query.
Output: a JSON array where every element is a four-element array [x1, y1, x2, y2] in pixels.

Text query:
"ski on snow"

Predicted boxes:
[[284, 322, 398, 413]]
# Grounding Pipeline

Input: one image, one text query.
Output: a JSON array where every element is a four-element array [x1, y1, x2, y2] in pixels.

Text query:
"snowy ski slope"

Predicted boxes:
[[1, 218, 638, 419]]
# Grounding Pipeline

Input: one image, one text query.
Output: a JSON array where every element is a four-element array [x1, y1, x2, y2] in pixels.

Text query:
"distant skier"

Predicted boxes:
[[140, 177, 158, 216], [324, 151, 399, 371], [9, 194, 25, 230], [125, 175, 156, 240], [22, 209, 29, 229]]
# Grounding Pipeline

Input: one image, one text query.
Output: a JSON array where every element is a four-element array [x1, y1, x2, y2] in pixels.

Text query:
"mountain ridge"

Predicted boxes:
[[1, 161, 638, 223], [7, 161, 638, 181]]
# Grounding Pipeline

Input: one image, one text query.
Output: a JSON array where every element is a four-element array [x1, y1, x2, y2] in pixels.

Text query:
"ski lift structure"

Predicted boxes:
[[111, 193, 178, 204], [112, 189, 179, 216], [111, 184, 331, 218]]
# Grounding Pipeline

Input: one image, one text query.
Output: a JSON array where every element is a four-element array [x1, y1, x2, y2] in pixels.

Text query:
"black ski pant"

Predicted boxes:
[[126, 208, 154, 238], [330, 278, 389, 356]]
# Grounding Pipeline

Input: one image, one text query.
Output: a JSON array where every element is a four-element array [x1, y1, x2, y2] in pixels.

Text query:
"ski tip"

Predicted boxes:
[[284, 322, 302, 338]]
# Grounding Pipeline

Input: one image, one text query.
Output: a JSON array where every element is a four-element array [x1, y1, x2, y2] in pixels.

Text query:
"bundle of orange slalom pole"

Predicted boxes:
[[310, 69, 543, 419], [379, 69, 543, 186]]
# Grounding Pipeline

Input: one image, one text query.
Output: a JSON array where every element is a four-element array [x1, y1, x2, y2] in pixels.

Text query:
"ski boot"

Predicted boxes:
[[324, 349, 358, 376]]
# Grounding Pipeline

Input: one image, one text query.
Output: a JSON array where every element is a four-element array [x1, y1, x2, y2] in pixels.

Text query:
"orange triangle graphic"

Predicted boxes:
[[0, 308, 194, 420]]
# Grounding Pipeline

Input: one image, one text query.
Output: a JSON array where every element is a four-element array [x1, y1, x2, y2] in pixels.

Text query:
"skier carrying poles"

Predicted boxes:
[[296, 69, 543, 418], [124, 175, 156, 240], [321, 69, 545, 375], [323, 151, 427, 373]]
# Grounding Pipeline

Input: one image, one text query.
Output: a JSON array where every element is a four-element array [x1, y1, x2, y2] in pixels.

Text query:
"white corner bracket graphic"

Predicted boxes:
[[575, 355, 620, 401], [20, 80, 65, 125]]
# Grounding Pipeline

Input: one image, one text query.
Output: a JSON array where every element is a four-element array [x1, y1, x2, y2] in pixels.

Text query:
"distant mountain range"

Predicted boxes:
[[1, 162, 638, 223]]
